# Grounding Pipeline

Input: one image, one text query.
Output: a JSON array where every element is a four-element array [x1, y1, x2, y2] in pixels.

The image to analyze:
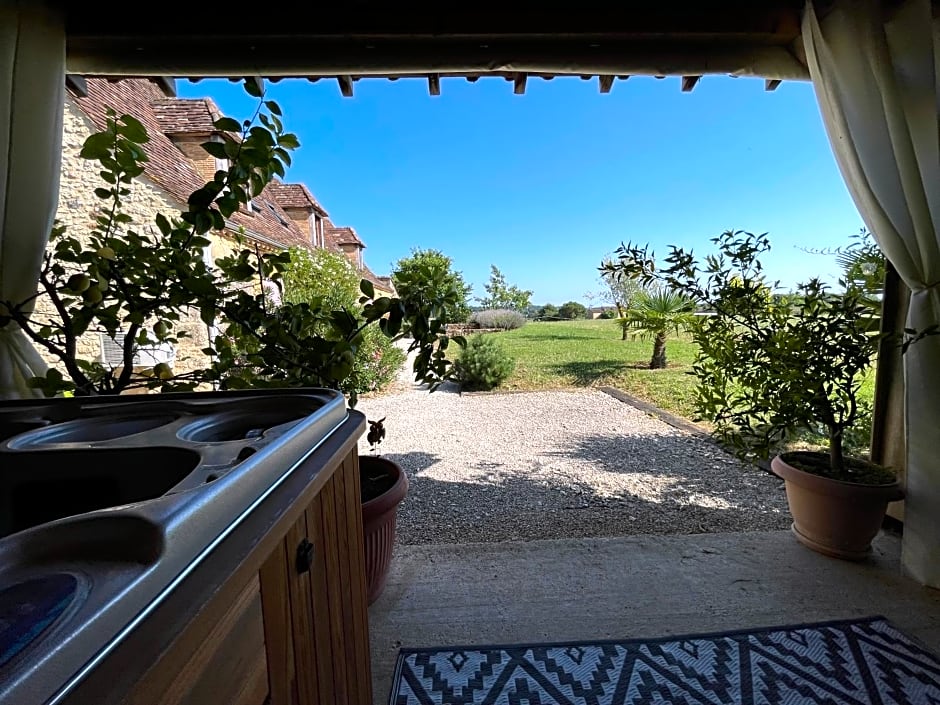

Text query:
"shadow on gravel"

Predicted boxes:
[[548, 360, 627, 386], [382, 451, 441, 475], [396, 472, 789, 545]]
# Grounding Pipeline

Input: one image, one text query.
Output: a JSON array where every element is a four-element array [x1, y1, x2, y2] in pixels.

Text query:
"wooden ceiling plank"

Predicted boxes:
[[514, 72, 527, 94], [428, 73, 441, 95], [681, 75, 701, 92], [599, 75, 614, 93], [765, 78, 782, 91], [337, 75, 354, 96]]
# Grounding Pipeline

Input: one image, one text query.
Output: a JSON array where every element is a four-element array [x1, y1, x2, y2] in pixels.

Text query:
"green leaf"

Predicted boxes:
[[80, 132, 113, 160], [243, 77, 264, 98], [278, 133, 300, 149], [201, 141, 229, 160], [117, 114, 148, 143], [359, 279, 375, 300], [264, 100, 282, 116], [213, 117, 242, 133]]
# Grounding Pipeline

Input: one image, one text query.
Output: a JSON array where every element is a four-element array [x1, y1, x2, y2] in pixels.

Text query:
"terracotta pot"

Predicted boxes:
[[360, 456, 408, 605], [771, 453, 904, 561]]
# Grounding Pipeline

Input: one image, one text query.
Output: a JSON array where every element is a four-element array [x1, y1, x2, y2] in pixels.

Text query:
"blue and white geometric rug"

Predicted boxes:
[[389, 617, 940, 704]]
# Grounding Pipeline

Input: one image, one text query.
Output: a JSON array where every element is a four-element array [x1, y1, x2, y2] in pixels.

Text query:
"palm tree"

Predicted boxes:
[[620, 288, 697, 369]]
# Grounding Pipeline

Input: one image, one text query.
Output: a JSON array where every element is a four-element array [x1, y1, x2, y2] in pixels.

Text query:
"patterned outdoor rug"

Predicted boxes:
[[389, 617, 940, 704]]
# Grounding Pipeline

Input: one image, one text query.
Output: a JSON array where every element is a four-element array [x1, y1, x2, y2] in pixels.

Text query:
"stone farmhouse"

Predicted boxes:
[[49, 76, 393, 378]]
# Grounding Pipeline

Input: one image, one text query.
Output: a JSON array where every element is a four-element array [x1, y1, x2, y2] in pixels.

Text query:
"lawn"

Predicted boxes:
[[496, 319, 702, 419], [491, 319, 876, 433]]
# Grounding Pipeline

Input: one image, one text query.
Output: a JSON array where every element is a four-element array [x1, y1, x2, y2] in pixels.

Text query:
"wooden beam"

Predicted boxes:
[[681, 75, 701, 92], [337, 75, 354, 97], [65, 74, 88, 96], [598, 75, 614, 93], [764, 78, 782, 91], [428, 73, 440, 95], [466, 76, 480, 82], [306, 76, 321, 82], [513, 72, 527, 94]]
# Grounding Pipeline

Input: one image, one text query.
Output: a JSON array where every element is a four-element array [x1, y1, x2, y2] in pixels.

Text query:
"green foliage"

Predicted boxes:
[[282, 246, 360, 310], [392, 249, 472, 323], [598, 309, 617, 319], [597, 256, 643, 314], [6, 79, 458, 400], [604, 230, 879, 476], [280, 248, 404, 395], [557, 301, 588, 319], [478, 265, 533, 312], [346, 326, 407, 394], [456, 334, 515, 391], [538, 304, 559, 320], [470, 308, 526, 330], [618, 288, 696, 369]]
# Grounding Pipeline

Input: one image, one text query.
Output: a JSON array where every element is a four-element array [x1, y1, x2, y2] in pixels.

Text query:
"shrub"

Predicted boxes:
[[345, 325, 406, 394], [282, 248, 406, 395], [470, 308, 526, 330], [598, 309, 617, 319], [392, 248, 473, 323], [456, 334, 515, 390], [558, 301, 588, 319]]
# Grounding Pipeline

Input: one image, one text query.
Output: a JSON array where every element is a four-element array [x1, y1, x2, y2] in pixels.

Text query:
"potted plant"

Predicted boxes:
[[360, 417, 408, 604], [603, 230, 903, 560]]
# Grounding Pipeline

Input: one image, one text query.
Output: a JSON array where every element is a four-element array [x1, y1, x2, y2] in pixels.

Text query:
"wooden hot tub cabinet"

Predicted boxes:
[[59, 411, 371, 705]]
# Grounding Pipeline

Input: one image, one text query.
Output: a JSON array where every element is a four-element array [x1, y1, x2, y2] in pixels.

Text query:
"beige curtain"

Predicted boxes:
[[803, 0, 940, 585], [0, 2, 64, 399]]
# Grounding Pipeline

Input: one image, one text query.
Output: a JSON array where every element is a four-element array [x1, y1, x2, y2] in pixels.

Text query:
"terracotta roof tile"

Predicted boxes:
[[327, 224, 364, 247], [150, 98, 223, 134], [69, 78, 313, 252], [267, 181, 329, 217]]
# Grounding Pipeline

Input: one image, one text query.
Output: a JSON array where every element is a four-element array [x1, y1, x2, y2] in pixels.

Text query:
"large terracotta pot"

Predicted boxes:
[[771, 453, 904, 561], [360, 456, 408, 605]]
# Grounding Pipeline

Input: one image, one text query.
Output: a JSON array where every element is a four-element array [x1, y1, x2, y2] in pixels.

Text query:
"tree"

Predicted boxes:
[[538, 303, 559, 320], [620, 288, 696, 369], [392, 248, 472, 323], [597, 257, 644, 339], [604, 230, 878, 474], [558, 301, 587, 319], [478, 265, 532, 312]]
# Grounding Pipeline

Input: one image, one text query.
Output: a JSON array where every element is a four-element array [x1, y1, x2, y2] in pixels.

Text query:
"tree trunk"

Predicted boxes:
[[829, 425, 845, 474], [616, 304, 627, 340], [649, 332, 667, 369]]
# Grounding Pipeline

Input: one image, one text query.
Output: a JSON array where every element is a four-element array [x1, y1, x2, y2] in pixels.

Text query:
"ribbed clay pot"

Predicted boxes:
[[771, 453, 903, 561], [360, 456, 408, 605]]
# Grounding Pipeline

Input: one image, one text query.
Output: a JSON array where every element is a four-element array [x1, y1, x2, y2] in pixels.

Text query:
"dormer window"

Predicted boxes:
[[266, 201, 289, 227]]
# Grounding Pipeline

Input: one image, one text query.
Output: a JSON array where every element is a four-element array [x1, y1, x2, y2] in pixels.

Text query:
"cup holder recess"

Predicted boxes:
[[7, 414, 179, 449], [175, 398, 322, 443]]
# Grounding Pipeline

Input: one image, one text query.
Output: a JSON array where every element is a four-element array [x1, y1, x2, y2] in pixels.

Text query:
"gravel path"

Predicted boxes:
[[356, 384, 791, 545]]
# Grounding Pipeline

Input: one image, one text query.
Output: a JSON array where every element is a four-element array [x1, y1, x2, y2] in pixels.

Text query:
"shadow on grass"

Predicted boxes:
[[548, 360, 628, 386]]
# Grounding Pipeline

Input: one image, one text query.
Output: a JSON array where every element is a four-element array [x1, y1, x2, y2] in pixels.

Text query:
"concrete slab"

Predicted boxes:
[[367, 530, 940, 703]]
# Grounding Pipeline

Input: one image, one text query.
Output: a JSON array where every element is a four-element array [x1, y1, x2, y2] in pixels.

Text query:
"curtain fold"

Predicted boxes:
[[803, 0, 940, 585], [0, 2, 65, 399]]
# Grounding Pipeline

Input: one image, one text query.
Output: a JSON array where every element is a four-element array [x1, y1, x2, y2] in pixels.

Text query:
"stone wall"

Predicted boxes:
[[31, 96, 216, 385]]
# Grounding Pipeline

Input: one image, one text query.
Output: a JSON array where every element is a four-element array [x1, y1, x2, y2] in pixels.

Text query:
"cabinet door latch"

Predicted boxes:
[[296, 538, 315, 574]]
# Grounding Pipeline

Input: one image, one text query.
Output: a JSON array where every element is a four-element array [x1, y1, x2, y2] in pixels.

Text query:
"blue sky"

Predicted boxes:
[[178, 76, 863, 306]]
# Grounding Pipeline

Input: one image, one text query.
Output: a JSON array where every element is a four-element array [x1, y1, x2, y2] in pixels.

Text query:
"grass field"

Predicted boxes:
[[489, 319, 876, 430], [495, 319, 701, 419]]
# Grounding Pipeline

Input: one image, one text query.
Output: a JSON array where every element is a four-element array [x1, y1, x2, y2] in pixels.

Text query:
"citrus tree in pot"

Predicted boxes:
[[603, 229, 903, 560], [2, 80, 460, 598]]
